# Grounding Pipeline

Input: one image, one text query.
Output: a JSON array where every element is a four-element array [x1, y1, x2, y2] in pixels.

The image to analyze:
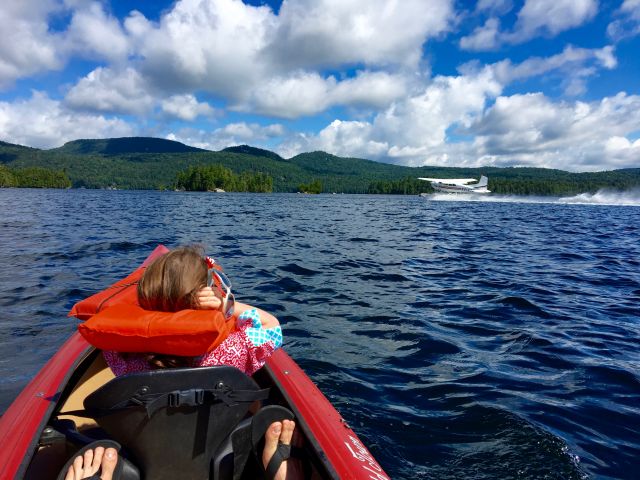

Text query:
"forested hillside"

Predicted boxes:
[[1, 137, 638, 195], [51, 137, 207, 155], [0, 165, 71, 188]]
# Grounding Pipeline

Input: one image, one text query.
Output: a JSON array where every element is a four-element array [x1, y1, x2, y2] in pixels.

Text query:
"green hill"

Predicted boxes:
[[0, 140, 36, 150], [51, 137, 208, 155], [222, 145, 284, 161], [0, 140, 40, 164], [1, 136, 639, 194]]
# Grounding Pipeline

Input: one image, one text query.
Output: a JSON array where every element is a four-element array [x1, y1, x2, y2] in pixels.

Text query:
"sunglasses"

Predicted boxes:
[[207, 268, 235, 319]]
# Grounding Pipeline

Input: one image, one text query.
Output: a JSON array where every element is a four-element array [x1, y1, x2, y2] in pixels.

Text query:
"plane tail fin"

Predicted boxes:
[[472, 175, 488, 188]]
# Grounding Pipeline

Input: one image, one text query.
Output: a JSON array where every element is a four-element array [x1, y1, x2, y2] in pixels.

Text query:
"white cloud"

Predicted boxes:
[[0, 1, 131, 88], [279, 61, 640, 171], [461, 0, 599, 50], [121, 9, 151, 37], [562, 70, 595, 96], [476, 0, 513, 14], [244, 72, 333, 118], [330, 71, 409, 108], [373, 69, 503, 151], [279, 67, 503, 164], [167, 122, 286, 151], [13, 0, 449, 120], [118, 0, 452, 111], [270, 0, 453, 69], [594, 45, 618, 68], [126, 0, 276, 98], [472, 93, 573, 152], [620, 0, 640, 17], [490, 45, 616, 82], [161, 94, 215, 121], [64, 1, 130, 63], [65, 67, 155, 114], [607, 0, 640, 40], [0, 91, 132, 149], [11, 0, 436, 122], [604, 136, 640, 167], [483, 45, 617, 96], [0, 0, 635, 175], [620, 0, 640, 22], [0, 1, 65, 88], [288, 120, 389, 158], [460, 18, 501, 51], [509, 0, 598, 41], [470, 92, 640, 170], [243, 70, 408, 118]]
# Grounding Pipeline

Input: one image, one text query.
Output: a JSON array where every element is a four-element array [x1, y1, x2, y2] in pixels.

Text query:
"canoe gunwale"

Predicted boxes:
[[264, 350, 390, 480], [0, 333, 93, 479], [263, 356, 339, 479]]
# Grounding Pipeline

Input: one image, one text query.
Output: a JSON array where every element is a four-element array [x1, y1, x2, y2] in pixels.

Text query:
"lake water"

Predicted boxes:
[[1, 189, 639, 479]]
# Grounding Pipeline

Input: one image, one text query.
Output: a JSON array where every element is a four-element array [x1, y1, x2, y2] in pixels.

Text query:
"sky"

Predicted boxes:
[[0, 0, 639, 172]]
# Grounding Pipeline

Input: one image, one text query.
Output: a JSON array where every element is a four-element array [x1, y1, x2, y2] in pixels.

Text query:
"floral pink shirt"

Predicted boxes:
[[103, 309, 278, 377]]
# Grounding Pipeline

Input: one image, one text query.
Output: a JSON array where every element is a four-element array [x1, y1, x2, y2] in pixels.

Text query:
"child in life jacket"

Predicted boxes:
[[102, 246, 283, 377], [95, 247, 299, 480]]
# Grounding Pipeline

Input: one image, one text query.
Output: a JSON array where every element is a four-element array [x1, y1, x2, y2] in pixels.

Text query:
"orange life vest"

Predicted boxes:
[[78, 304, 234, 356], [70, 244, 233, 355]]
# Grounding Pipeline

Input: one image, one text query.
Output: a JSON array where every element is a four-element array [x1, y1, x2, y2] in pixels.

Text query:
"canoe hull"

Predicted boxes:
[[0, 334, 388, 479], [0, 334, 91, 479], [265, 349, 389, 479]]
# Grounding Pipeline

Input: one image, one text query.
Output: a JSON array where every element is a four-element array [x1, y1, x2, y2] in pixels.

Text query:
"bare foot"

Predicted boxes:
[[262, 420, 295, 480], [64, 446, 118, 480]]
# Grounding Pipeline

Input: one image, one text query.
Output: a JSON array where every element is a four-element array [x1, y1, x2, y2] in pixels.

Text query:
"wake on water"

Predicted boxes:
[[426, 188, 640, 207]]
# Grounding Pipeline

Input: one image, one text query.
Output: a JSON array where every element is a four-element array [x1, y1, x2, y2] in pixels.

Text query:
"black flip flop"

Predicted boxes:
[[265, 441, 292, 479], [251, 405, 295, 480], [56, 440, 139, 480]]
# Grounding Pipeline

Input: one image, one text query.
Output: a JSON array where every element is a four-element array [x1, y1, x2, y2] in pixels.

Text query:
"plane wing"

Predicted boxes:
[[417, 178, 478, 185]]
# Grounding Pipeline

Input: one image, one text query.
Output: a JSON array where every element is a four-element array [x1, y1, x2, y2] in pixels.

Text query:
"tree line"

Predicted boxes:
[[174, 164, 273, 192], [367, 172, 640, 196], [0, 165, 71, 188], [297, 179, 323, 193], [368, 177, 428, 194], [2, 138, 639, 195]]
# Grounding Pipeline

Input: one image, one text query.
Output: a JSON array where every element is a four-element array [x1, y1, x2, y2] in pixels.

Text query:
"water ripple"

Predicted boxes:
[[1, 190, 639, 479]]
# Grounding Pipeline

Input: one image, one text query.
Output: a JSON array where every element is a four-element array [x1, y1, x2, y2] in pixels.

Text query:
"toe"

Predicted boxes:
[[72, 454, 85, 480], [83, 448, 94, 472], [100, 448, 119, 480], [90, 446, 104, 475], [64, 464, 75, 480], [262, 421, 282, 466], [280, 419, 295, 445]]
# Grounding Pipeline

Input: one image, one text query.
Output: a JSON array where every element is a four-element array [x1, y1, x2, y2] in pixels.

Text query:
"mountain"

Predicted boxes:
[[0, 140, 40, 164], [0, 140, 36, 150], [222, 145, 284, 161], [1, 136, 638, 194], [50, 137, 209, 155], [289, 151, 407, 175]]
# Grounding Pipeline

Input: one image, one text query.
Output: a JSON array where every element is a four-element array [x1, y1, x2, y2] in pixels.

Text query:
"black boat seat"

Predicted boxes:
[[84, 366, 270, 480]]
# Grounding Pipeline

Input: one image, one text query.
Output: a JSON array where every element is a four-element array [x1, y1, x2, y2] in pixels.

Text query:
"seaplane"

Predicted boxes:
[[418, 175, 490, 194]]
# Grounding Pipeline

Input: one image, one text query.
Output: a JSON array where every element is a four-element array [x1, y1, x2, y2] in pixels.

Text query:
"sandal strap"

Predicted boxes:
[[265, 442, 291, 480]]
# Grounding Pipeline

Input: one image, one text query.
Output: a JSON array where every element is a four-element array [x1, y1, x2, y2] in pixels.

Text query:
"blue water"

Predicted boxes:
[[1, 189, 639, 479]]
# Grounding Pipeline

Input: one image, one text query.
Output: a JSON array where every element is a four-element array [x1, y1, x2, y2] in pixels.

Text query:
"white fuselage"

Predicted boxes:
[[418, 176, 490, 194], [430, 182, 490, 194]]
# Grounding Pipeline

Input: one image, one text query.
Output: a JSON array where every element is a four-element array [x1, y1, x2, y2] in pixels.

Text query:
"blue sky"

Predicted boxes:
[[1, 0, 639, 171]]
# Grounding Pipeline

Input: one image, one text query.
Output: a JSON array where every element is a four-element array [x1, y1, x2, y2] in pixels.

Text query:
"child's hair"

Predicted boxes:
[[137, 245, 208, 312], [136, 245, 209, 369]]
